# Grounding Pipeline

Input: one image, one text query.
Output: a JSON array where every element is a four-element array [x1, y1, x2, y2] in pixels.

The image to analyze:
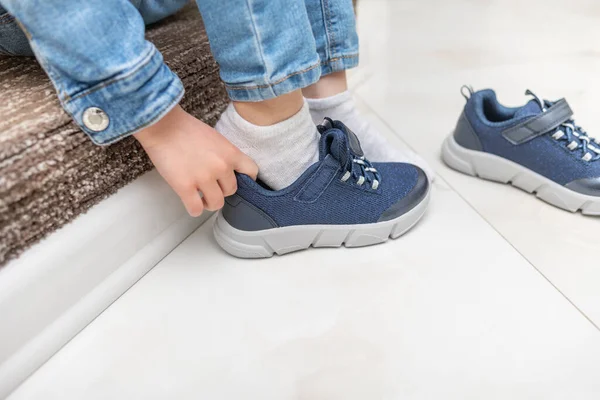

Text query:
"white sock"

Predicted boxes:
[[215, 100, 320, 190], [306, 91, 434, 180]]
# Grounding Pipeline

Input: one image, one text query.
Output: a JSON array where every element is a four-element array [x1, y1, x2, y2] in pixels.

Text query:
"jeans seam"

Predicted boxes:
[[67, 46, 156, 103], [317, 0, 332, 61], [243, 0, 272, 95], [226, 62, 320, 90], [14, 18, 31, 40], [319, 53, 358, 66], [322, 0, 337, 58]]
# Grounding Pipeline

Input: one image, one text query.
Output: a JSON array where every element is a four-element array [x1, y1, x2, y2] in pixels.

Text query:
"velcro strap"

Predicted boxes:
[[502, 99, 573, 145]]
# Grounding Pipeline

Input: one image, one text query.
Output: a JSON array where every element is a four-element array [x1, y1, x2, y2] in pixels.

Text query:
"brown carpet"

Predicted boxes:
[[0, 4, 229, 266]]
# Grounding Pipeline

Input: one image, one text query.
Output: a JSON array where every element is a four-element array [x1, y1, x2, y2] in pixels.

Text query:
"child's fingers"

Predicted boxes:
[[233, 152, 258, 181], [218, 170, 238, 197], [199, 179, 225, 211], [180, 187, 205, 217]]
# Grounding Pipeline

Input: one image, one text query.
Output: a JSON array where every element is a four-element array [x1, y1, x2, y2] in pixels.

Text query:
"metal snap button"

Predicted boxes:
[[82, 107, 110, 132]]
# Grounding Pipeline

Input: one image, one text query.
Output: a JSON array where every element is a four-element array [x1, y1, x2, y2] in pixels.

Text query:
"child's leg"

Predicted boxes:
[[301, 0, 434, 179], [0, 5, 33, 56], [195, 0, 321, 190]]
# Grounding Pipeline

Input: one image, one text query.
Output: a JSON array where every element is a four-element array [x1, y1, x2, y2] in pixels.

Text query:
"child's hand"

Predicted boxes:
[[134, 105, 258, 217]]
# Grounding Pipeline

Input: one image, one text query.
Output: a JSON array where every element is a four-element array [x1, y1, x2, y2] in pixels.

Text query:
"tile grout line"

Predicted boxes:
[[436, 183, 600, 333], [354, 91, 600, 334]]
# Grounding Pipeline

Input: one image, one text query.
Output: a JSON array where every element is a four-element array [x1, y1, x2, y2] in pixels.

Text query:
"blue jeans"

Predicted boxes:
[[196, 0, 358, 101], [0, 0, 358, 144]]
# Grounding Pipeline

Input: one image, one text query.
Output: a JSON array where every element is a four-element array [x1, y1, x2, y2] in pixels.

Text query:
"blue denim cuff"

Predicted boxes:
[[224, 62, 322, 102], [61, 47, 184, 145], [320, 53, 359, 76], [222, 54, 359, 102]]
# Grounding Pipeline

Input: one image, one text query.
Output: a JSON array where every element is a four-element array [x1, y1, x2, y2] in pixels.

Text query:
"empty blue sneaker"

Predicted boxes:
[[214, 118, 430, 258], [442, 86, 600, 215]]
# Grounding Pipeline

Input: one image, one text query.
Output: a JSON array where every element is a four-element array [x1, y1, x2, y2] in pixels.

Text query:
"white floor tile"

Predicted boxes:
[[353, 0, 600, 328], [9, 1, 600, 398], [9, 129, 600, 398]]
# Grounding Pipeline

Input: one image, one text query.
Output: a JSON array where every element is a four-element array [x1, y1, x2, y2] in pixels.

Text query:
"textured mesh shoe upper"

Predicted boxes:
[[462, 89, 600, 187], [229, 119, 428, 228]]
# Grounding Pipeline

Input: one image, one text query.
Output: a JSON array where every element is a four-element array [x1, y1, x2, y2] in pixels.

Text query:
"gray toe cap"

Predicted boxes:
[[565, 177, 600, 197], [378, 166, 429, 222]]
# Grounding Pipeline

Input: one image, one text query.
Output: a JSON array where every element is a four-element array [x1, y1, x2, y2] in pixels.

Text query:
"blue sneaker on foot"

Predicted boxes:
[[214, 118, 430, 258], [442, 87, 600, 215]]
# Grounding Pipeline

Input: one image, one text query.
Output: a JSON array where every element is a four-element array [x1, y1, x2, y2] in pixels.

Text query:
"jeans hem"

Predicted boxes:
[[225, 63, 322, 102], [320, 53, 359, 76]]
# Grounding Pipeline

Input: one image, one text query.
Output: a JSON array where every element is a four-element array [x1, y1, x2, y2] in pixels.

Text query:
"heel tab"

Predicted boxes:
[[453, 110, 483, 151], [222, 193, 278, 231], [460, 85, 475, 101]]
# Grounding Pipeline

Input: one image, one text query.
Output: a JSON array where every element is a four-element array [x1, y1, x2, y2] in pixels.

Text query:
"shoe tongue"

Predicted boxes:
[[514, 99, 543, 119], [317, 118, 364, 165]]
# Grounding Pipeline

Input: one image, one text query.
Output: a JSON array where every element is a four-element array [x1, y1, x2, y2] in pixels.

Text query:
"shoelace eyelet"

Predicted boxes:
[[547, 105, 600, 162], [340, 157, 381, 190]]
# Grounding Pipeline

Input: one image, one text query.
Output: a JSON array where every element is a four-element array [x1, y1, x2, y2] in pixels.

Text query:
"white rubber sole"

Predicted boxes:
[[213, 190, 430, 259], [442, 134, 600, 216]]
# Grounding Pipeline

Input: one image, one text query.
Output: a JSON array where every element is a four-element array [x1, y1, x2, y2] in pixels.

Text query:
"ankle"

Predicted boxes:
[[233, 90, 304, 126], [216, 101, 320, 190], [302, 71, 348, 99]]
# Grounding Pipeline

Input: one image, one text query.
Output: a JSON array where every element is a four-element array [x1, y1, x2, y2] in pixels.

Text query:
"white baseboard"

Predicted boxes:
[[0, 171, 210, 398]]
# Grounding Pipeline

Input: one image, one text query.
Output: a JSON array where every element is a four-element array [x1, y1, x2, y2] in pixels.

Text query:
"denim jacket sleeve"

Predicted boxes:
[[1, 0, 184, 145]]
